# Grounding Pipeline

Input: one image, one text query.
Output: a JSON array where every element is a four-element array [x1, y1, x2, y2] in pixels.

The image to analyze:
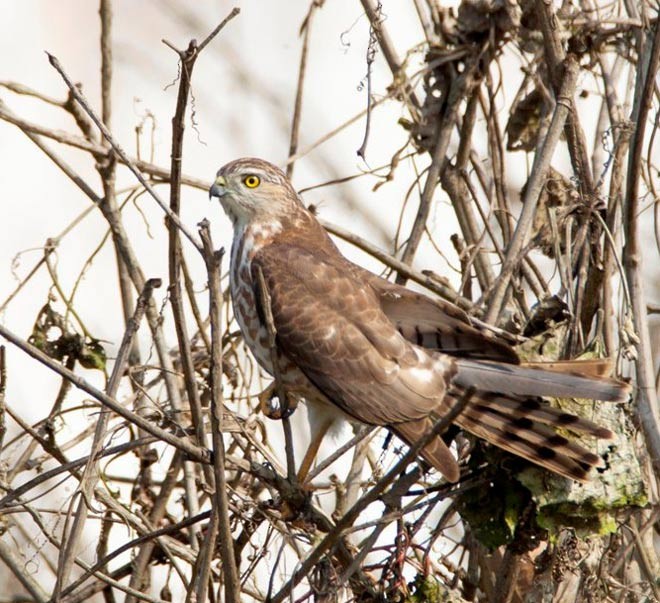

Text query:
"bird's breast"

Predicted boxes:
[[230, 232, 273, 373], [228, 223, 311, 393]]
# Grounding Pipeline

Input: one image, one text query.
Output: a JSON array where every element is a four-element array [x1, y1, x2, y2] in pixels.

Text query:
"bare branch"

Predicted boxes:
[[199, 221, 240, 603]]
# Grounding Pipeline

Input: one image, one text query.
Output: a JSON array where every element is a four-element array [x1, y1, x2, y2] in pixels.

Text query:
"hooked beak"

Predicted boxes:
[[209, 175, 227, 200]]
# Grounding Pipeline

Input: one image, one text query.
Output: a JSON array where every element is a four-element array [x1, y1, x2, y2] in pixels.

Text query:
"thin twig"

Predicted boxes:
[[195, 7, 240, 54], [165, 37, 208, 550], [45, 52, 202, 252], [287, 1, 321, 177], [306, 425, 375, 482], [199, 221, 240, 603]]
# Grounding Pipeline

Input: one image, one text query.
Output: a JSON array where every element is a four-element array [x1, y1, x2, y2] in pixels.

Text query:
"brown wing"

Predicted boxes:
[[251, 243, 456, 426], [362, 271, 520, 363], [251, 243, 629, 483]]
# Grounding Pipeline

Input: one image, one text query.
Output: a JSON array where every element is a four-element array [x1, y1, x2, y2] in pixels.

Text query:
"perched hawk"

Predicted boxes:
[[209, 157, 630, 483]]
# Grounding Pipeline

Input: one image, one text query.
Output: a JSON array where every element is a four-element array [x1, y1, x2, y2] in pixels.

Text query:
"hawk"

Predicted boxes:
[[209, 157, 630, 483]]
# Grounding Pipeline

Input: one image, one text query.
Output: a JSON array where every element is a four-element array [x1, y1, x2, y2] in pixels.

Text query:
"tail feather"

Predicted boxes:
[[453, 359, 630, 402], [393, 418, 460, 482], [520, 358, 616, 379], [463, 403, 605, 465], [444, 383, 613, 481], [475, 394, 614, 439], [456, 406, 596, 481]]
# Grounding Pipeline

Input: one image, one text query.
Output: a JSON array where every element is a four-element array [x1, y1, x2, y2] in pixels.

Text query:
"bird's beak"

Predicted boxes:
[[209, 175, 227, 200]]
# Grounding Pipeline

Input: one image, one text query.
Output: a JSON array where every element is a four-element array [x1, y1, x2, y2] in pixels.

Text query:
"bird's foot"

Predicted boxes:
[[257, 383, 298, 420]]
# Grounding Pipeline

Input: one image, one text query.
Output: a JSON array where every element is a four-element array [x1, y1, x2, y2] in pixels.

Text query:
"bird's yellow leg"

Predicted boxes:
[[297, 417, 334, 485]]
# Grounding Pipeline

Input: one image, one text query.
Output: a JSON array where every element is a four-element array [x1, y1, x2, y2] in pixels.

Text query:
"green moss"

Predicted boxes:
[[536, 503, 616, 536], [457, 445, 646, 547], [406, 575, 451, 602], [457, 470, 530, 548]]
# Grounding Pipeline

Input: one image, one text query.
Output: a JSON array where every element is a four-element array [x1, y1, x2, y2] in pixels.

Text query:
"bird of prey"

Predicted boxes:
[[209, 157, 630, 483]]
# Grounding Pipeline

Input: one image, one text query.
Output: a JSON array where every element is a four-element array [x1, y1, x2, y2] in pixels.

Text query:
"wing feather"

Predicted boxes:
[[250, 241, 627, 483], [364, 273, 520, 363], [252, 244, 452, 426]]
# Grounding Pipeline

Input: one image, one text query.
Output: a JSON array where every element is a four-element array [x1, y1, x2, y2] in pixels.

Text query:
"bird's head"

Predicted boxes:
[[209, 157, 302, 227]]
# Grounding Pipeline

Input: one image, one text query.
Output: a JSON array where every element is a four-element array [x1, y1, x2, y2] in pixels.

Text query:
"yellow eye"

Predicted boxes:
[[243, 175, 260, 188]]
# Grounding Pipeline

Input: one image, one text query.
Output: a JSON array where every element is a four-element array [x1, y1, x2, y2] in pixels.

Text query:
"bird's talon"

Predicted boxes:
[[280, 403, 296, 420], [258, 384, 298, 420], [257, 384, 279, 418]]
